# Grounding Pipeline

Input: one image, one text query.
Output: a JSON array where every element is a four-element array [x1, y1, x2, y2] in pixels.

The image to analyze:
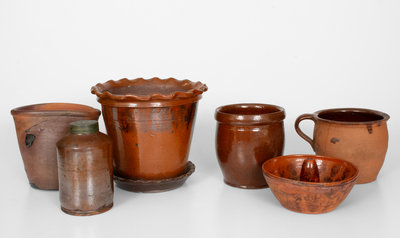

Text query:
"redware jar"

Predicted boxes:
[[215, 103, 285, 189], [56, 120, 113, 216]]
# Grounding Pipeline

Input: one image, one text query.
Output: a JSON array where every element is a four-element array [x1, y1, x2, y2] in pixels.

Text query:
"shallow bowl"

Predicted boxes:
[[262, 154, 358, 214]]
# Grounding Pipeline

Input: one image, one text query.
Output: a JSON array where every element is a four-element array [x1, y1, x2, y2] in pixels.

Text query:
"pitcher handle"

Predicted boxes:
[[295, 114, 316, 150]]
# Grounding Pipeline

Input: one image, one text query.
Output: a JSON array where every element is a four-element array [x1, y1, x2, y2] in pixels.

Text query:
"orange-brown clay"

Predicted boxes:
[[91, 78, 207, 191], [295, 108, 389, 184], [11, 103, 101, 190], [215, 104, 285, 189], [57, 120, 113, 216], [262, 154, 359, 214]]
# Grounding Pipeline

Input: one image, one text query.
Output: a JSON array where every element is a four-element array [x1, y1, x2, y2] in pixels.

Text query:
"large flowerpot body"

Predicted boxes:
[[11, 103, 101, 190], [295, 108, 390, 184], [57, 120, 113, 216], [215, 104, 285, 189], [91, 78, 207, 185]]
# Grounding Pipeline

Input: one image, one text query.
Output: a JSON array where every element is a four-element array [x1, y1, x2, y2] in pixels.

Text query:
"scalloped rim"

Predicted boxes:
[[91, 77, 208, 101]]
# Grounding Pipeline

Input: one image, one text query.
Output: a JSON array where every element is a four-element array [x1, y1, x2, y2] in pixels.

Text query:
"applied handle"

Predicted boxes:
[[294, 113, 316, 150]]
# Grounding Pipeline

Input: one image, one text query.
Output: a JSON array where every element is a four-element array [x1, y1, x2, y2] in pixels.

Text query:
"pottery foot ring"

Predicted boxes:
[[223, 180, 268, 189], [114, 161, 195, 193]]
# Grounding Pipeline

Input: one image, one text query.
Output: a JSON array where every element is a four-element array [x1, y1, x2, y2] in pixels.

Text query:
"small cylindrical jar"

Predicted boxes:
[[215, 104, 285, 188], [57, 120, 113, 216]]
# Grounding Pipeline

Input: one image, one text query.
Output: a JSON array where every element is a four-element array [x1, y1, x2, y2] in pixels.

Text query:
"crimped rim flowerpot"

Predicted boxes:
[[11, 103, 101, 190], [91, 77, 207, 192]]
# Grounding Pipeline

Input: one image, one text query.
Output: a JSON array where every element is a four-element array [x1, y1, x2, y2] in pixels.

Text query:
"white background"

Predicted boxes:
[[1, 0, 399, 237]]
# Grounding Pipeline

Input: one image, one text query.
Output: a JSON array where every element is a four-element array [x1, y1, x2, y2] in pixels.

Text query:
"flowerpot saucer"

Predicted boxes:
[[114, 161, 195, 193]]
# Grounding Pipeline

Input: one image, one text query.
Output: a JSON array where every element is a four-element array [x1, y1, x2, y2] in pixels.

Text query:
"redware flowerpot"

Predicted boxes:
[[215, 103, 285, 189], [295, 108, 390, 184], [11, 103, 101, 190], [91, 78, 207, 191]]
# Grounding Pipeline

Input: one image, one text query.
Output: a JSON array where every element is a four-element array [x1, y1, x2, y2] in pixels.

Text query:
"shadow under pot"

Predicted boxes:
[[215, 103, 285, 189], [295, 108, 390, 184], [10, 103, 101, 190], [91, 78, 207, 192]]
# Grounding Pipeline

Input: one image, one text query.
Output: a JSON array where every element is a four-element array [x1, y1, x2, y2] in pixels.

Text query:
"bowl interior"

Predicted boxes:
[[11, 103, 100, 116], [318, 110, 384, 123], [263, 156, 358, 184], [108, 83, 193, 96]]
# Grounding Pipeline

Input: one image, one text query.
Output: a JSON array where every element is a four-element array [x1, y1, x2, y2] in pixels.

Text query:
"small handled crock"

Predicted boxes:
[[294, 108, 389, 184]]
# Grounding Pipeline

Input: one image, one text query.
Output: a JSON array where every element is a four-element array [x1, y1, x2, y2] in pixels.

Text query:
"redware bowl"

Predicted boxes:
[[262, 154, 358, 214]]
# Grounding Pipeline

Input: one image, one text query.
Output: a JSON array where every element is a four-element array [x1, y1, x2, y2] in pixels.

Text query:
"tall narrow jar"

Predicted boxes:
[[56, 120, 113, 216]]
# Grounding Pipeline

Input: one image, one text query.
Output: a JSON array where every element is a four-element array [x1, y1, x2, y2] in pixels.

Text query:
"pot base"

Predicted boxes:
[[356, 176, 377, 184], [61, 203, 113, 216], [224, 180, 268, 189], [29, 183, 58, 191], [114, 161, 195, 193]]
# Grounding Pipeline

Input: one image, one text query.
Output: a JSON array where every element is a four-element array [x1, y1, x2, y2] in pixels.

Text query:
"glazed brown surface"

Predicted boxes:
[[102, 103, 198, 179], [108, 83, 191, 96], [11, 103, 100, 190], [215, 104, 285, 189], [295, 108, 390, 184], [262, 154, 358, 214], [300, 158, 320, 182], [91, 78, 207, 189], [57, 131, 113, 216]]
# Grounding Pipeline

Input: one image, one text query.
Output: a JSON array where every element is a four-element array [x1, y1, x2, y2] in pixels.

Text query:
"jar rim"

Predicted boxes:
[[215, 103, 285, 125], [314, 108, 390, 125]]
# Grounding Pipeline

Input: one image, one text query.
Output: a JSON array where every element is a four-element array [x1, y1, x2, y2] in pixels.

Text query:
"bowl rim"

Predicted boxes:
[[313, 108, 390, 125], [11, 103, 101, 117], [262, 154, 359, 186]]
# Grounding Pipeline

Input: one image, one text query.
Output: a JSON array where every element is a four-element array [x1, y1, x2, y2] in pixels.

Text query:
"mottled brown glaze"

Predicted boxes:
[[295, 108, 390, 184], [215, 104, 285, 189], [11, 103, 101, 190], [91, 78, 207, 191], [262, 154, 358, 214], [56, 121, 113, 216]]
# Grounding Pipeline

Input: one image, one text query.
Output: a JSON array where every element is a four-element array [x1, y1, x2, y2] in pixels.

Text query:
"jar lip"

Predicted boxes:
[[91, 77, 207, 102], [314, 108, 390, 125], [70, 120, 99, 134], [11, 103, 101, 117], [215, 103, 285, 124]]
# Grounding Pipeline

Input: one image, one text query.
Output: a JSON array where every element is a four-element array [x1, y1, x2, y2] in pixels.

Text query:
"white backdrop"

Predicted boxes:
[[1, 0, 399, 237]]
